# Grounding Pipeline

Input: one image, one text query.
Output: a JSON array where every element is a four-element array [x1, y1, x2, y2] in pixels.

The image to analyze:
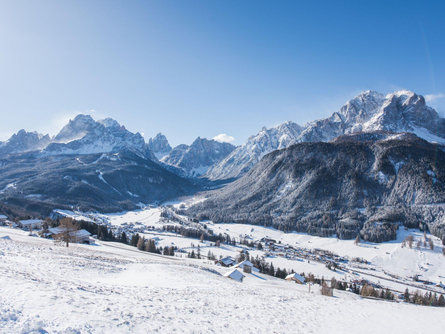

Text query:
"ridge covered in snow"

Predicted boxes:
[[161, 137, 236, 177], [45, 114, 147, 156], [147, 133, 172, 160], [0, 130, 51, 155], [0, 115, 150, 157], [207, 90, 445, 180]]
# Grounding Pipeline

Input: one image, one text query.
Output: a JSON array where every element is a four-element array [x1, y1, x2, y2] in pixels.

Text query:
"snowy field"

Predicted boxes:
[[208, 223, 445, 285], [53, 201, 445, 295], [1, 227, 445, 334]]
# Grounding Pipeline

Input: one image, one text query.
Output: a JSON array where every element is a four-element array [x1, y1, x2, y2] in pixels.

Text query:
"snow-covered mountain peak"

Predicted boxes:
[[44, 114, 147, 156], [0, 129, 51, 155], [147, 133, 172, 160], [206, 121, 303, 180], [54, 114, 97, 143], [98, 117, 121, 129], [161, 137, 236, 177], [207, 90, 445, 180], [337, 90, 385, 121]]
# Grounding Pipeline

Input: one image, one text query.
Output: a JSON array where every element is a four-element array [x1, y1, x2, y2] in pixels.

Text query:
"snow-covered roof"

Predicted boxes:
[[233, 260, 260, 272], [234, 260, 254, 268], [19, 219, 43, 225], [285, 273, 305, 283], [48, 227, 91, 238], [220, 256, 236, 265], [0, 215, 8, 219], [223, 269, 245, 282]]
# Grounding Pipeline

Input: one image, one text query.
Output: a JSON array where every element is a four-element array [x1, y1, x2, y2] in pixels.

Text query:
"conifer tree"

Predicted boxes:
[[404, 288, 410, 302], [120, 232, 128, 244]]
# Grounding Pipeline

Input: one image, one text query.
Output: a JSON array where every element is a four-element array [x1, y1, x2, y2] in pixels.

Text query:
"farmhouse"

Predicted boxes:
[[48, 227, 91, 244], [217, 256, 236, 267], [223, 269, 245, 282], [285, 273, 306, 284], [234, 260, 258, 273], [0, 214, 7, 225], [18, 219, 44, 231]]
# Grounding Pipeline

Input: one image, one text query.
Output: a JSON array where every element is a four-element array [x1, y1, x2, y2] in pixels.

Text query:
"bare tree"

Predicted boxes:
[[321, 282, 333, 297], [406, 235, 414, 249], [429, 238, 434, 251], [54, 218, 79, 247], [354, 235, 360, 246]]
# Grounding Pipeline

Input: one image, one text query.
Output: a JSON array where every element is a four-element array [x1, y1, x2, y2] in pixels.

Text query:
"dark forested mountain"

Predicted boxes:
[[0, 115, 200, 217], [189, 132, 445, 242], [0, 149, 198, 217]]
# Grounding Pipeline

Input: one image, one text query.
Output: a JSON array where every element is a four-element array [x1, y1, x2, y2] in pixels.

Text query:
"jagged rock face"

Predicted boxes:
[[147, 133, 172, 160], [206, 121, 303, 180], [190, 132, 445, 242], [0, 149, 198, 216], [45, 114, 147, 155], [0, 130, 51, 155], [161, 137, 236, 177], [207, 90, 445, 180]]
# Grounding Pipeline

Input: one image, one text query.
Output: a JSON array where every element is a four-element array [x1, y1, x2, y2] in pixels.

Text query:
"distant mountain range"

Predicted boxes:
[[0, 89, 444, 240], [206, 90, 445, 180]]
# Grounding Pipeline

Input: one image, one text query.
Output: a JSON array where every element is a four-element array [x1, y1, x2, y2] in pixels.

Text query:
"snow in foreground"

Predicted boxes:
[[1, 227, 444, 334]]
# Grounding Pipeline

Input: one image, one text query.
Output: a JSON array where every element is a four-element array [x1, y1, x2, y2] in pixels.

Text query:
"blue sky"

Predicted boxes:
[[0, 0, 444, 146]]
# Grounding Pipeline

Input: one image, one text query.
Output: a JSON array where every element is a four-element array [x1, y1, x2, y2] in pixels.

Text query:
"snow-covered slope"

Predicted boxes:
[[162, 137, 236, 177], [207, 90, 445, 180], [45, 114, 147, 156], [1, 227, 444, 333]]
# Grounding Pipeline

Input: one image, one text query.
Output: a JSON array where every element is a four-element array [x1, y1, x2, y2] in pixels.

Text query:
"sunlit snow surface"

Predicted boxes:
[[1, 227, 445, 334]]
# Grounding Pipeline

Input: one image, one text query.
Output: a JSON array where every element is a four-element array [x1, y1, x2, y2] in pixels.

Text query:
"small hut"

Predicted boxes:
[[224, 269, 245, 282], [285, 273, 306, 284]]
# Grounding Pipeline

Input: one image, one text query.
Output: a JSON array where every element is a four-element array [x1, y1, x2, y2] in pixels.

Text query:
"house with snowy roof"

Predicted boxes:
[[223, 268, 245, 282], [48, 227, 91, 244], [217, 256, 236, 267], [285, 273, 306, 284], [233, 260, 259, 273], [0, 214, 8, 225], [18, 219, 44, 231]]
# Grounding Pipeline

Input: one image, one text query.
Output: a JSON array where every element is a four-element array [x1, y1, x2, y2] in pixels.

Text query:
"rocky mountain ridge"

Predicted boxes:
[[206, 90, 445, 180]]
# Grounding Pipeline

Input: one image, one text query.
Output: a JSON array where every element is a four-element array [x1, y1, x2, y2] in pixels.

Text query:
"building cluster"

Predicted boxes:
[[0, 214, 91, 244]]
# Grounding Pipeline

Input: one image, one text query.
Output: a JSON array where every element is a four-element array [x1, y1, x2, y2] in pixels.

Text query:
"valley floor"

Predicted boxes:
[[1, 227, 444, 334]]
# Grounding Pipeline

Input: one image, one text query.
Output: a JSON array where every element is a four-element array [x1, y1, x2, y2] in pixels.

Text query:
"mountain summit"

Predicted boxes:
[[45, 114, 146, 155], [0, 130, 51, 155], [161, 137, 236, 177], [206, 90, 445, 180], [147, 133, 172, 160]]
